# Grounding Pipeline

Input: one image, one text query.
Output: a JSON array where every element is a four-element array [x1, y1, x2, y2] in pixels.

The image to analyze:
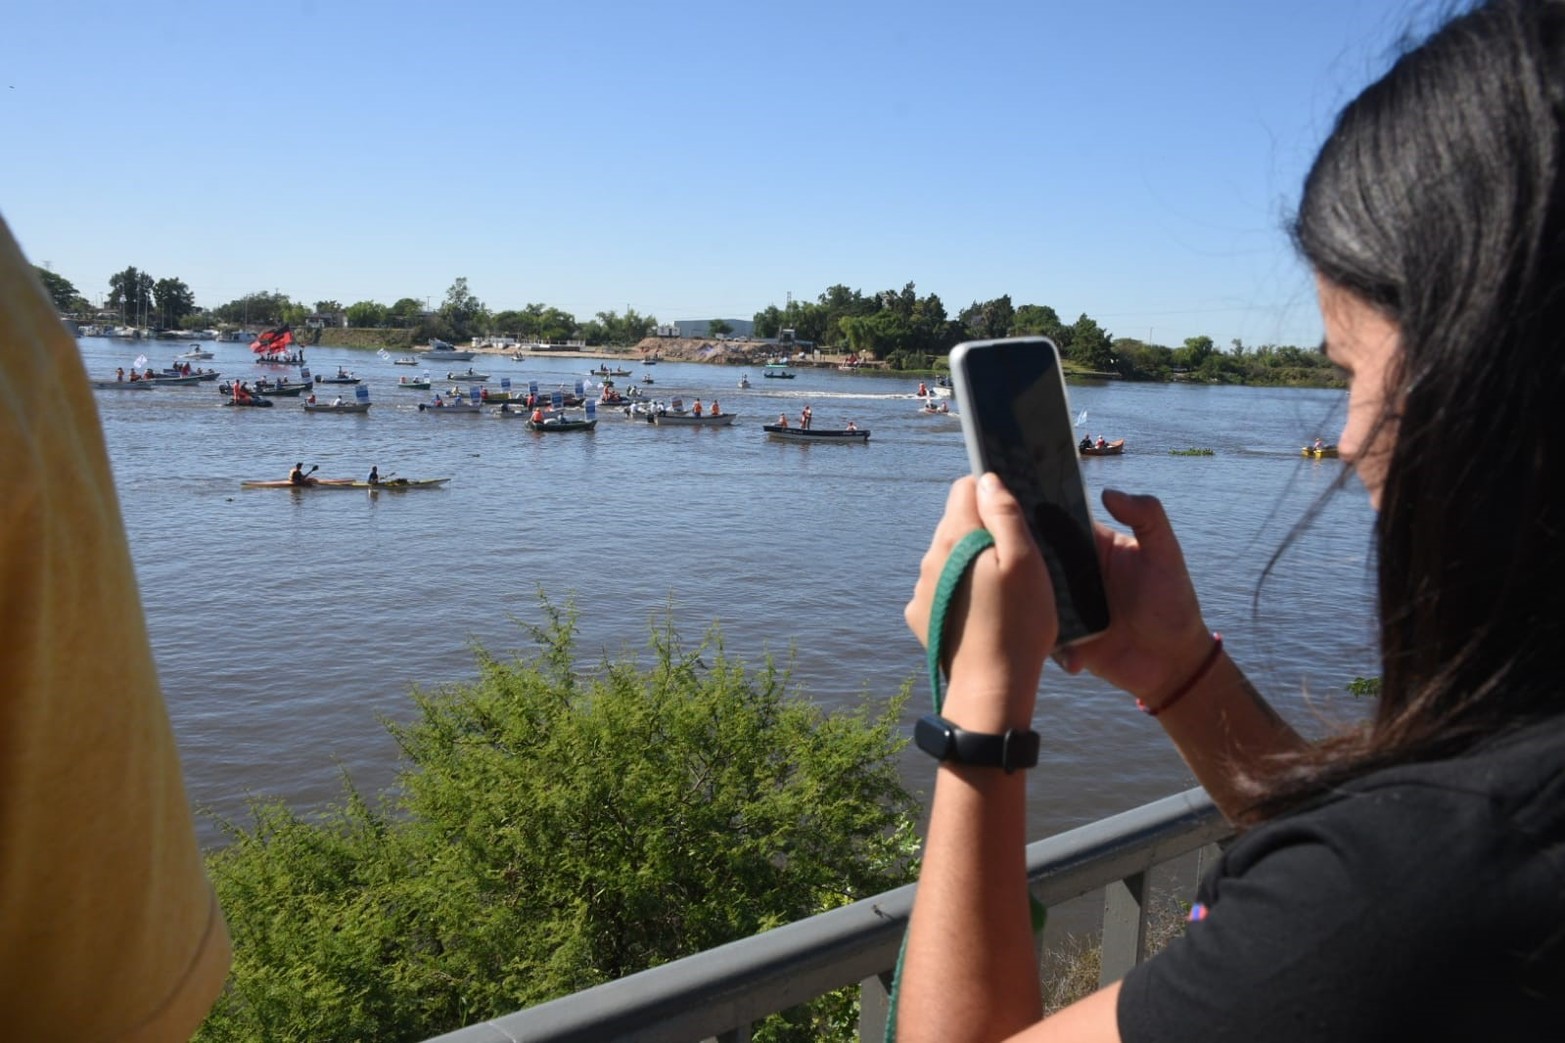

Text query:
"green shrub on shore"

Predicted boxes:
[[197, 603, 920, 1043]]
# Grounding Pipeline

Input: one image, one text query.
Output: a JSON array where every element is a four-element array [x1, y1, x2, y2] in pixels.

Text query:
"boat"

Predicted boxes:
[[446, 369, 490, 382], [738, 375, 751, 389], [255, 353, 306, 366], [417, 399, 484, 413], [762, 369, 796, 380], [763, 424, 869, 443], [221, 396, 274, 408], [651, 411, 737, 427], [641, 375, 655, 384], [240, 477, 358, 489], [302, 401, 372, 414], [177, 347, 214, 360], [420, 339, 477, 362], [222, 379, 311, 397], [91, 379, 155, 390], [1080, 439, 1126, 457], [590, 365, 633, 377], [395, 377, 432, 390], [524, 415, 598, 432], [162, 366, 221, 381], [316, 369, 361, 384], [917, 402, 954, 415], [392, 356, 421, 366], [1301, 444, 1340, 458]]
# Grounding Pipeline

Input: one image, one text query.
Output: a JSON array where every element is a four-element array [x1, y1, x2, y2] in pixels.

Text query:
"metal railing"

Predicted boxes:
[[427, 787, 1230, 1043]]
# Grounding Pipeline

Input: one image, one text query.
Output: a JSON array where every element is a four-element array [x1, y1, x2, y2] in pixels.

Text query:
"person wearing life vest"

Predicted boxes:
[[692, 399, 703, 417], [918, 382, 928, 397], [710, 400, 721, 416], [531, 407, 544, 424], [1095, 435, 1107, 449]]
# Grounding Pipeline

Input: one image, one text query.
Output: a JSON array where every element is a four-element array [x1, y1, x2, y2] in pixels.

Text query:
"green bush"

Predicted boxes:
[[199, 604, 919, 1042]]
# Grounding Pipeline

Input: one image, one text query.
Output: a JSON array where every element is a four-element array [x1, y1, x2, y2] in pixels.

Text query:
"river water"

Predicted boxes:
[[80, 337, 1378, 848]]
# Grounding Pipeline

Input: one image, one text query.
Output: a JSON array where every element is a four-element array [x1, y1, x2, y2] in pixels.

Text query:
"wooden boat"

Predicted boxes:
[[303, 401, 372, 414], [652, 411, 737, 427], [524, 416, 598, 432], [446, 369, 491, 382], [1080, 439, 1126, 456], [92, 379, 155, 390], [418, 400, 484, 413], [1301, 444, 1340, 458], [763, 424, 869, 443]]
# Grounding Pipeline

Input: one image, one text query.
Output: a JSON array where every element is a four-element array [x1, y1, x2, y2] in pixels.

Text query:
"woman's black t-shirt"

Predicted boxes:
[[1118, 715, 1565, 1041]]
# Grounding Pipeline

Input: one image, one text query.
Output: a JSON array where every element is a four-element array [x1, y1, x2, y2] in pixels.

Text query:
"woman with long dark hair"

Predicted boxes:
[[898, 2, 1565, 1038]]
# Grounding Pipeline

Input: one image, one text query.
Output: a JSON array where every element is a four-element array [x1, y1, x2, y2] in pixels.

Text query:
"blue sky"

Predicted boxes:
[[2, 0, 1432, 346]]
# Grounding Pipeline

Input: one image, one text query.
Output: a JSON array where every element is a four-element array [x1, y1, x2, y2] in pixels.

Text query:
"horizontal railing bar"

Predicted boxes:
[[425, 787, 1229, 1043]]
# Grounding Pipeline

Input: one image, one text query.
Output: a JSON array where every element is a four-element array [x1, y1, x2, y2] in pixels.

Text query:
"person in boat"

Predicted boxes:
[[367, 466, 380, 486], [900, 5, 1565, 1039], [776, 412, 789, 428], [846, 419, 858, 431], [306, 393, 317, 404], [918, 381, 928, 397], [801, 404, 813, 430], [692, 399, 704, 417], [330, 395, 343, 407], [287, 462, 313, 487], [1313, 436, 1326, 451], [432, 394, 444, 407], [1079, 435, 1093, 452], [1095, 434, 1107, 449], [115, 367, 124, 381], [479, 386, 489, 402], [531, 407, 544, 424], [710, 400, 721, 416]]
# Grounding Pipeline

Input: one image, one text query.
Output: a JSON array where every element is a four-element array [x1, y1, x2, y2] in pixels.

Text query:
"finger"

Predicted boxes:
[[974, 472, 1037, 562], [1101, 488, 1183, 562]]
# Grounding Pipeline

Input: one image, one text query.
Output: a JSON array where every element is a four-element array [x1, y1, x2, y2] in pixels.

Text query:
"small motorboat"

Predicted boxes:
[[738, 375, 751, 389], [177, 347, 214, 360], [392, 356, 420, 365], [316, 369, 361, 384], [221, 396, 274, 408], [762, 369, 796, 380], [418, 399, 484, 413], [1301, 444, 1340, 458], [1080, 439, 1127, 457], [525, 415, 599, 432], [302, 400, 372, 414], [447, 369, 491, 382], [396, 377, 432, 390], [92, 379, 154, 390]]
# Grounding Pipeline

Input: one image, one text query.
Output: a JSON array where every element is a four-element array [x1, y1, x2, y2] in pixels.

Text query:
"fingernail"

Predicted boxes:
[[979, 472, 1000, 495]]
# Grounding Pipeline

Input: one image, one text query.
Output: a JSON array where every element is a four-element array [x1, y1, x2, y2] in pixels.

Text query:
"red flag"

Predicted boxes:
[[250, 325, 294, 354]]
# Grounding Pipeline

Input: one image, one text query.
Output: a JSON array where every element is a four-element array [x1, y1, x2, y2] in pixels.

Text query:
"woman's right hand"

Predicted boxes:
[[1055, 489, 1215, 703]]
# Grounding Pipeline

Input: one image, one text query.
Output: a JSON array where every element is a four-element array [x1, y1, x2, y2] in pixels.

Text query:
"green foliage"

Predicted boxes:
[[154, 277, 197, 328], [1168, 447, 1215, 456], [345, 300, 391, 327], [707, 317, 734, 337], [198, 605, 918, 1042], [1068, 314, 1115, 371], [108, 265, 156, 323], [33, 266, 83, 313], [211, 291, 298, 328], [437, 277, 489, 342], [581, 307, 656, 346], [1346, 676, 1382, 698]]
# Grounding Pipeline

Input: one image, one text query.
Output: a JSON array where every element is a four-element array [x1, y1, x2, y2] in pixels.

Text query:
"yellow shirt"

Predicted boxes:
[[0, 215, 230, 1040]]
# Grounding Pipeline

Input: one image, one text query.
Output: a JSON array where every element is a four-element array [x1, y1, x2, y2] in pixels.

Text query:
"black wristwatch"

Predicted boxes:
[[915, 714, 1040, 773]]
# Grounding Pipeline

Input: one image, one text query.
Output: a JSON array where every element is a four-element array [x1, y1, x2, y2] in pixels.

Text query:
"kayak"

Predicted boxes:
[[239, 478, 450, 490]]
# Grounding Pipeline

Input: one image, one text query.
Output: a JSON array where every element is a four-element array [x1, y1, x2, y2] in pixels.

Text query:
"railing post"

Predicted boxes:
[[859, 970, 893, 1042], [1097, 871, 1148, 987]]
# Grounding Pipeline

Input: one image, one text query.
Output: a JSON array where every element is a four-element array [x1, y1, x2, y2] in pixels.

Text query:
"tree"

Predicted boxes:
[[153, 277, 196, 329], [438, 277, 488, 341], [313, 300, 344, 315], [708, 318, 734, 337], [345, 300, 391, 327], [197, 606, 918, 1042], [388, 298, 425, 328], [107, 266, 155, 325], [1069, 313, 1116, 372], [211, 291, 296, 327], [959, 295, 1015, 341], [1012, 304, 1071, 353], [33, 266, 83, 314]]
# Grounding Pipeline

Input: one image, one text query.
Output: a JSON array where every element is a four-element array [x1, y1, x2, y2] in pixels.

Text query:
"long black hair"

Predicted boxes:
[[1261, 0, 1565, 813]]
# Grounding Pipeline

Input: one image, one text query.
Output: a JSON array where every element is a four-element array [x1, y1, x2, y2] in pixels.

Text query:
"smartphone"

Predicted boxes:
[[949, 336, 1110, 648]]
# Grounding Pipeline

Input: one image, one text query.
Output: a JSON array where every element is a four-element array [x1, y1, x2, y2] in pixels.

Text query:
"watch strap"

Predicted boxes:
[[916, 713, 1040, 773]]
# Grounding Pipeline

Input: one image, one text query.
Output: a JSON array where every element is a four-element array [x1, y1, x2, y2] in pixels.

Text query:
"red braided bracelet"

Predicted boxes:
[[1137, 633, 1224, 717]]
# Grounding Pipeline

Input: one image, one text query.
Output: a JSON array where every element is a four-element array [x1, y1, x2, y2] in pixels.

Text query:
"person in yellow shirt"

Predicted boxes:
[[0, 213, 231, 1040]]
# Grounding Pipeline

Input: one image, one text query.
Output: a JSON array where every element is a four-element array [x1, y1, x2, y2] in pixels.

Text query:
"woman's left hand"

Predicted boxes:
[[904, 474, 1055, 727]]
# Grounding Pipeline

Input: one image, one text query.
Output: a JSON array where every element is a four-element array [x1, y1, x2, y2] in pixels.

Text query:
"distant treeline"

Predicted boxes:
[[42, 266, 1335, 386]]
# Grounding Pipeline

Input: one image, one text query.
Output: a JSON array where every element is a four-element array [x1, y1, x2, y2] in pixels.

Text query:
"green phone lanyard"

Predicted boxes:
[[885, 528, 1047, 1041]]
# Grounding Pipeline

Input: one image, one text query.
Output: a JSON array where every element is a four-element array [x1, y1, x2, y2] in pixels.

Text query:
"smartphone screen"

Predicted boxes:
[[950, 337, 1110, 648]]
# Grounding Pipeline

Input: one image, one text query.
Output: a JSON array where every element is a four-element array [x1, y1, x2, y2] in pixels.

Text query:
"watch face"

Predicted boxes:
[[915, 715, 956, 760]]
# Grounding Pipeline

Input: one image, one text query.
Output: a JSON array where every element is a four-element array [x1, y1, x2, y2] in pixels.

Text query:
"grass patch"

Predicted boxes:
[[1040, 895, 1192, 1013]]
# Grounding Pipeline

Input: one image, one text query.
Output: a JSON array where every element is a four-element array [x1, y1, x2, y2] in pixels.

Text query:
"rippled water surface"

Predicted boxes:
[[82, 339, 1377, 845]]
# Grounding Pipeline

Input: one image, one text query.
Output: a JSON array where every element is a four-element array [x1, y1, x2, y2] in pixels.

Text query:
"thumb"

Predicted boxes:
[[1101, 488, 1182, 559], [975, 473, 1037, 562]]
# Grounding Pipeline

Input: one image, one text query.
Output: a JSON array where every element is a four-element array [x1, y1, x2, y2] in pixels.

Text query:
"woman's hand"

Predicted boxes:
[[1054, 489, 1214, 702], [905, 475, 1055, 728]]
